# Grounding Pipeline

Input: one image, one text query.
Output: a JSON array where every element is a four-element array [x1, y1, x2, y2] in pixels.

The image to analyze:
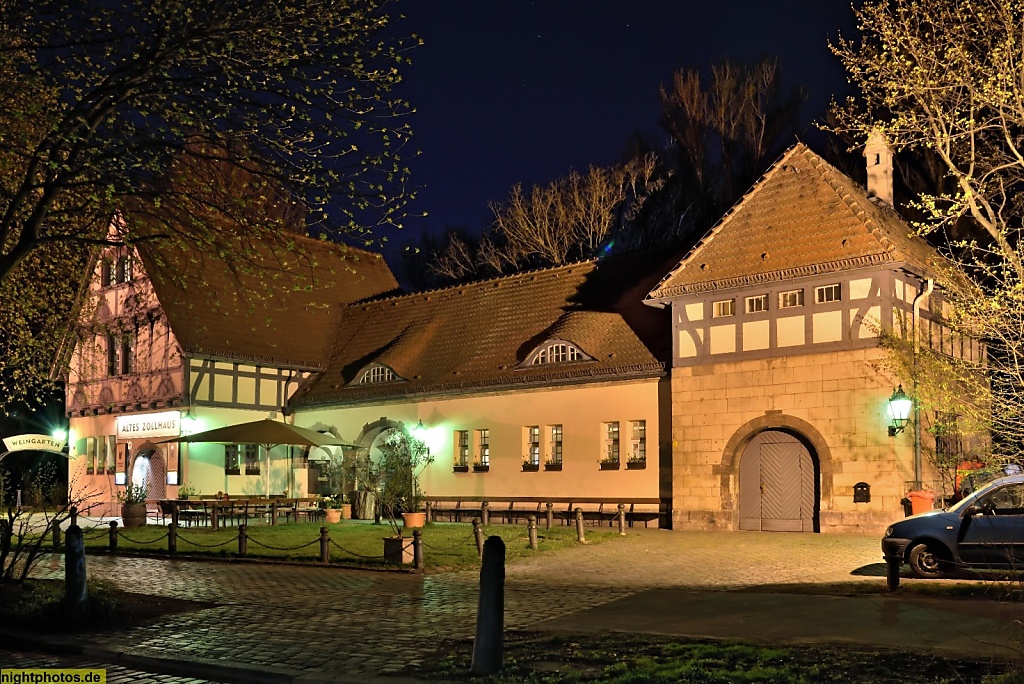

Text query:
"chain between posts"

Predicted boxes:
[[328, 538, 385, 560], [117, 530, 168, 545], [246, 537, 320, 551], [418, 527, 478, 551], [174, 531, 240, 548]]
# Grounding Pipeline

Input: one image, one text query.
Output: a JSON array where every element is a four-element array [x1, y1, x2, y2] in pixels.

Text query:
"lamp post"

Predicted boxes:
[[887, 386, 912, 437]]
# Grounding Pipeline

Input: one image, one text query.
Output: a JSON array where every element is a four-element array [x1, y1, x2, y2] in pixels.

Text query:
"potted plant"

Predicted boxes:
[[373, 429, 434, 563], [177, 482, 197, 499], [322, 452, 352, 521], [472, 459, 489, 473], [599, 456, 621, 470], [543, 458, 562, 472], [321, 495, 347, 524], [118, 483, 150, 529], [626, 454, 647, 470], [521, 455, 539, 472]]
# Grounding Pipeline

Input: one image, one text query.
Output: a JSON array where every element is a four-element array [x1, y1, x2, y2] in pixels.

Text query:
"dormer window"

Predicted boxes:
[[356, 364, 398, 384], [528, 341, 589, 366]]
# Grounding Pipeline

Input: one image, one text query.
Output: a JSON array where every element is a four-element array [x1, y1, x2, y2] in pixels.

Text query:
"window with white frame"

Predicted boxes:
[[779, 289, 804, 309], [630, 420, 647, 462], [100, 258, 113, 288], [115, 254, 133, 284], [455, 430, 469, 466], [106, 333, 119, 377], [745, 294, 768, 314], [243, 444, 260, 475], [604, 422, 620, 462], [548, 424, 563, 464], [225, 445, 241, 475], [713, 299, 735, 317], [815, 283, 841, 303], [476, 429, 490, 466], [120, 332, 134, 375], [357, 365, 397, 384], [85, 437, 97, 474], [531, 341, 586, 365], [525, 426, 540, 465]]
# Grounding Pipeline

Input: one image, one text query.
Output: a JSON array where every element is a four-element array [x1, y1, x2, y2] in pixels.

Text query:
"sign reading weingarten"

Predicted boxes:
[[2, 434, 67, 455], [115, 411, 180, 440]]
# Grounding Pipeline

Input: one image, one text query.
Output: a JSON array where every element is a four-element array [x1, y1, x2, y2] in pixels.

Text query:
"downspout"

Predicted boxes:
[[912, 277, 934, 489]]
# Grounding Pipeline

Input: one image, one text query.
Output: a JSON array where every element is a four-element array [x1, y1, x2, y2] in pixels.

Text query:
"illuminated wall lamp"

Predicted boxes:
[[887, 385, 912, 437]]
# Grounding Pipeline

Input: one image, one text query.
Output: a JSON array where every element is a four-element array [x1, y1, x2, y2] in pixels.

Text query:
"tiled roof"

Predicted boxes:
[[646, 144, 946, 300], [138, 234, 399, 369], [291, 252, 673, 408]]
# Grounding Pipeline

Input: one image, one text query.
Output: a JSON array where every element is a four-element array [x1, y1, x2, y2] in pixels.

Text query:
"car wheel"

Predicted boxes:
[[908, 543, 947, 579]]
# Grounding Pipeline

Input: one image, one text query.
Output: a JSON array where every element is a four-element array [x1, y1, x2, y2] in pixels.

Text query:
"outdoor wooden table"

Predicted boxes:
[[160, 497, 324, 530]]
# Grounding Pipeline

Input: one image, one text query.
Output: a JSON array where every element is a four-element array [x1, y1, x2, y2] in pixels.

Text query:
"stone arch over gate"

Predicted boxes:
[[719, 411, 833, 531], [129, 441, 167, 500]]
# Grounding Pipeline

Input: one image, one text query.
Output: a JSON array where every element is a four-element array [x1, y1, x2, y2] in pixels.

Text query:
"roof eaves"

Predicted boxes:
[[184, 348, 325, 372]]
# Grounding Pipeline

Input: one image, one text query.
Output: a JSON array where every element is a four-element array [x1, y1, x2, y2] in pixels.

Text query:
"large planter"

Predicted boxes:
[[324, 508, 342, 524], [401, 511, 426, 530], [339, 503, 352, 520], [383, 536, 414, 565], [121, 503, 148, 529]]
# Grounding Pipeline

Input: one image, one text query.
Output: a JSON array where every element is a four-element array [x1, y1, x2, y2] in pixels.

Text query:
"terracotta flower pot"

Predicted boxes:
[[339, 504, 352, 520], [401, 511, 426, 530], [324, 508, 342, 524]]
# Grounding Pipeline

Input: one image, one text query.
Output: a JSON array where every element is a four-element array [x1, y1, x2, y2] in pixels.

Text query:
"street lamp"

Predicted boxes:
[[887, 385, 912, 437], [410, 419, 429, 455]]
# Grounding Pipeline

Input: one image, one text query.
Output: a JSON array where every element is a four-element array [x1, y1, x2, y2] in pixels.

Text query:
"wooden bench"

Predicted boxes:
[[425, 497, 663, 528]]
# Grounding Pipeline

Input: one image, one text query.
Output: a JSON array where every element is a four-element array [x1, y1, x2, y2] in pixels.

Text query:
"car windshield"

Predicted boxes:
[[946, 495, 977, 513]]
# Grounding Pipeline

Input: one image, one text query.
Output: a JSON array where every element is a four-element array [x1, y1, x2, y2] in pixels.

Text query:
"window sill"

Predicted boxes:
[[521, 463, 540, 472], [626, 461, 647, 470], [599, 461, 621, 471], [543, 462, 562, 471], [226, 471, 242, 476], [453, 465, 470, 473], [472, 464, 490, 473]]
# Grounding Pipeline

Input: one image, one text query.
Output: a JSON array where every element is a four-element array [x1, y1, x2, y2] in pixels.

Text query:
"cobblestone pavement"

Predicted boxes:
[[24, 529, 886, 679], [0, 648, 214, 683]]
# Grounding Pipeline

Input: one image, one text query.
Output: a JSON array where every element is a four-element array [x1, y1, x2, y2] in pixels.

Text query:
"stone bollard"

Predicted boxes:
[[545, 502, 554, 529], [167, 523, 177, 555], [425, 501, 433, 524], [64, 524, 88, 607], [238, 524, 248, 557], [70, 505, 78, 527], [108, 520, 118, 552], [470, 536, 505, 675], [617, 503, 626, 536], [52, 523, 62, 551], [473, 519, 484, 560], [271, 502, 278, 526], [527, 515, 538, 550], [882, 539, 903, 592], [575, 508, 585, 542], [413, 529, 424, 571], [211, 503, 220, 532], [481, 501, 490, 527], [171, 501, 180, 528], [320, 526, 330, 563]]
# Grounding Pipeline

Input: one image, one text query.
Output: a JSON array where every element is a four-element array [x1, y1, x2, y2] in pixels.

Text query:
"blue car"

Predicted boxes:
[[883, 473, 1024, 578]]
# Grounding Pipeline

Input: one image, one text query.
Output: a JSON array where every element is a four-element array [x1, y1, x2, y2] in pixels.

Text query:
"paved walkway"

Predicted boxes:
[[15, 529, 1024, 682]]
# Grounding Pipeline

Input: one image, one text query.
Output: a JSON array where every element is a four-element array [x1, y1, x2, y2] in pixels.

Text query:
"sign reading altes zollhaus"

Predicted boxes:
[[116, 411, 181, 441], [2, 434, 68, 455]]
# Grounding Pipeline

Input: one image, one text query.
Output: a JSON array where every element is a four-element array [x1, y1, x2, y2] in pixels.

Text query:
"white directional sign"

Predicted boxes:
[[2, 434, 67, 455]]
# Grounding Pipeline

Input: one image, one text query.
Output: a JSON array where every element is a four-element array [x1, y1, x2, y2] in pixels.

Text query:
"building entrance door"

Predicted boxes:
[[738, 430, 817, 532]]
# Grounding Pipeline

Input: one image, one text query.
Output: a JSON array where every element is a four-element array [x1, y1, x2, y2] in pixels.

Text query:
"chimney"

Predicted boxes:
[[863, 130, 894, 206]]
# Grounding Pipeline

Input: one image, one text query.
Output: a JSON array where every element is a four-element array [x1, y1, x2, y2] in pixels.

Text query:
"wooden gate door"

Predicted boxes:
[[738, 431, 816, 532]]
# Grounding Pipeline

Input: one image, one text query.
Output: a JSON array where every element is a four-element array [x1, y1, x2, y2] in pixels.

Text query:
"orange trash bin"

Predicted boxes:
[[908, 490, 935, 515]]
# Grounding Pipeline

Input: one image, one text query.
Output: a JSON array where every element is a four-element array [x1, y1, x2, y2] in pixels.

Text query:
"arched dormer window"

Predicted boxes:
[[527, 341, 590, 366], [355, 363, 400, 384]]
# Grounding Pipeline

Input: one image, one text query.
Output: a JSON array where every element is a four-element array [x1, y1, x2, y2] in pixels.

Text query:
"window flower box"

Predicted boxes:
[[626, 458, 646, 470], [543, 460, 562, 472], [521, 463, 540, 472], [599, 459, 621, 471], [472, 463, 489, 473], [452, 464, 470, 473]]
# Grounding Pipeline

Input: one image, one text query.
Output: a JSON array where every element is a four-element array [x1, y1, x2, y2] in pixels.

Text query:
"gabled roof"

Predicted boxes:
[[138, 234, 398, 369], [646, 143, 944, 301], [290, 252, 673, 408]]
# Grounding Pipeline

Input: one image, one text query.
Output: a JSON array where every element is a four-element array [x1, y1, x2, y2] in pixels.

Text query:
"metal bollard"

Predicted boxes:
[[425, 501, 433, 524], [471, 536, 506, 675], [52, 523, 62, 550], [545, 502, 553, 529], [70, 505, 78, 527], [171, 501, 180, 528], [528, 515, 538, 550], [575, 508, 585, 543], [64, 524, 87, 607], [481, 501, 490, 527], [882, 539, 903, 592], [617, 503, 626, 536], [168, 523, 177, 555], [320, 526, 330, 563], [211, 504, 219, 531], [413, 529, 424, 571], [108, 520, 118, 551], [473, 518, 485, 559], [238, 524, 248, 556], [271, 503, 278, 526]]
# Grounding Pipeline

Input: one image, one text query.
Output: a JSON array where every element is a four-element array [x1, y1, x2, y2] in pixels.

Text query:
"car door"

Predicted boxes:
[[958, 483, 1024, 568]]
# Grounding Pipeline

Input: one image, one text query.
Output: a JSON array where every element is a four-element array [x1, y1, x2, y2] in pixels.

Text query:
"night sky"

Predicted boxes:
[[384, 0, 859, 260]]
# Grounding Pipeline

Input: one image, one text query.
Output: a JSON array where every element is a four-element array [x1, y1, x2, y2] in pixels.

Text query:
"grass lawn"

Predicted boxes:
[[79, 520, 621, 569], [413, 632, 1013, 683]]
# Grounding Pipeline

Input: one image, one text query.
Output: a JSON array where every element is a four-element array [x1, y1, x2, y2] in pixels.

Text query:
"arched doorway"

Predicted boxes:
[[130, 447, 166, 499], [738, 430, 819, 532]]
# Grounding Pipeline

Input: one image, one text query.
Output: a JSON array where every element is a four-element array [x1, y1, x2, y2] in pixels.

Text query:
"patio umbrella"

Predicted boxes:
[[157, 419, 358, 496]]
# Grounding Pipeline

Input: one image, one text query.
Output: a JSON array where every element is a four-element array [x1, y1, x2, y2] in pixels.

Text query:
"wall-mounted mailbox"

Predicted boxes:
[[853, 482, 871, 503]]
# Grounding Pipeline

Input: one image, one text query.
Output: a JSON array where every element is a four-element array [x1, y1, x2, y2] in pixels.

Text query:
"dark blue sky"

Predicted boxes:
[[383, 1, 859, 257]]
